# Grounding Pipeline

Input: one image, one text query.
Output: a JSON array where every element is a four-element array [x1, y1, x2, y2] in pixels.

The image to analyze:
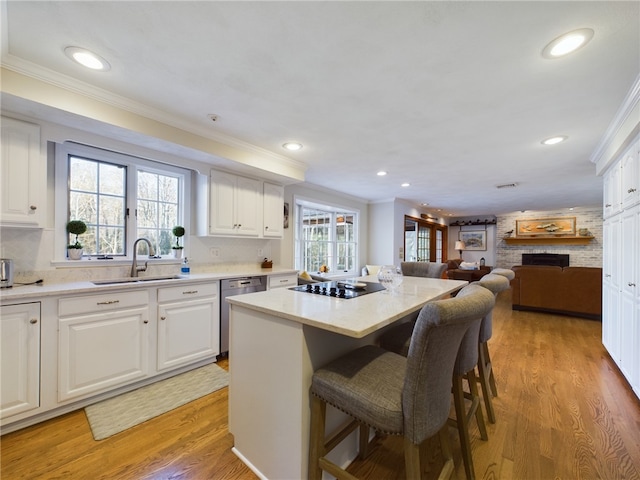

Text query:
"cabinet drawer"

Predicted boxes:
[[59, 290, 149, 317], [268, 274, 297, 289], [158, 282, 218, 303]]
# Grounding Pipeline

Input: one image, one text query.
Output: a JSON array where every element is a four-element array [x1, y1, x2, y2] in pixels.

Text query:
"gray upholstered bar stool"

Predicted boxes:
[[308, 284, 495, 480], [379, 289, 494, 480], [475, 273, 511, 423], [400, 261, 448, 278]]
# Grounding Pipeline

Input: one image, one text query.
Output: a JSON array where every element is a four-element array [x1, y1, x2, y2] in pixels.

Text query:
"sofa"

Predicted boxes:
[[511, 265, 602, 320], [446, 259, 491, 281]]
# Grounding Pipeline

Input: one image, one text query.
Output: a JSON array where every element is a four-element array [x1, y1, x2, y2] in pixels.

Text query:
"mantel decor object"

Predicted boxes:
[[515, 217, 576, 237]]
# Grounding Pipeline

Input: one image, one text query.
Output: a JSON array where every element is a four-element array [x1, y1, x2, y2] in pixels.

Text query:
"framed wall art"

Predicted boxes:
[[515, 217, 576, 237], [460, 231, 487, 251]]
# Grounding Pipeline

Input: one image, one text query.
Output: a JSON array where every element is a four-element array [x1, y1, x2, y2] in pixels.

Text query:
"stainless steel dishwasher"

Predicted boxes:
[[220, 276, 267, 354]]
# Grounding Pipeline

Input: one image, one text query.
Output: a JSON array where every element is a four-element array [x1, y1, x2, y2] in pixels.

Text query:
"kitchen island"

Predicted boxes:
[[227, 275, 467, 480]]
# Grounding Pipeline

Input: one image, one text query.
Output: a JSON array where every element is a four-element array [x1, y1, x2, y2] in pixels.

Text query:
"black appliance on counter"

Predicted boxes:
[[290, 280, 385, 299]]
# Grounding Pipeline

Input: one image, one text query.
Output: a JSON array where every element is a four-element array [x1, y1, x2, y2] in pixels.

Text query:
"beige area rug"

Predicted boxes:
[[84, 363, 229, 440]]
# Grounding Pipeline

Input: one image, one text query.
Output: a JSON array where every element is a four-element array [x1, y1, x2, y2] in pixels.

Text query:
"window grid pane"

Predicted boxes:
[[68, 156, 126, 256], [137, 169, 180, 255]]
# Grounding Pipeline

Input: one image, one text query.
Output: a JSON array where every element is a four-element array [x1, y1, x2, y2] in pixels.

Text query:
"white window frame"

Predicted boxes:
[[293, 196, 359, 276], [54, 142, 191, 263]]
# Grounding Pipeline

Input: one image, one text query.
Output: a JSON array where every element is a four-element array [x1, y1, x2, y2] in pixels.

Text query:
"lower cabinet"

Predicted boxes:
[[58, 291, 150, 402], [157, 283, 219, 370], [0, 302, 41, 419], [268, 273, 297, 290]]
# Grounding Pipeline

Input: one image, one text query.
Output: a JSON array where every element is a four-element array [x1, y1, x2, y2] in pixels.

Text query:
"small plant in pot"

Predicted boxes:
[[66, 220, 87, 260], [172, 226, 185, 259]]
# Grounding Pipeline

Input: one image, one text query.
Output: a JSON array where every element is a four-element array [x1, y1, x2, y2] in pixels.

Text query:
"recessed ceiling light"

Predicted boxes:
[[541, 135, 568, 145], [421, 203, 429, 206], [542, 28, 594, 59], [64, 46, 111, 71], [401, 183, 410, 187], [282, 142, 303, 151], [377, 171, 387, 176]]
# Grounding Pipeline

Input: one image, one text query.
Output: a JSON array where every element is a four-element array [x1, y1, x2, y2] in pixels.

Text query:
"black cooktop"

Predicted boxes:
[[290, 280, 386, 299]]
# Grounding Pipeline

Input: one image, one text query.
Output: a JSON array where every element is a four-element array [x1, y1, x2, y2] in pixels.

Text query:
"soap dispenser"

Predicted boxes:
[[181, 257, 190, 275]]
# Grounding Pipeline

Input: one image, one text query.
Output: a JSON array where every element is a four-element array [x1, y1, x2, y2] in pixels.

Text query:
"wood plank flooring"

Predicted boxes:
[[2, 291, 639, 479]]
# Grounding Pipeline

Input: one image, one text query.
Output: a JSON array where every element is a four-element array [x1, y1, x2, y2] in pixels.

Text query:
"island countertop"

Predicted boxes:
[[226, 275, 467, 338]]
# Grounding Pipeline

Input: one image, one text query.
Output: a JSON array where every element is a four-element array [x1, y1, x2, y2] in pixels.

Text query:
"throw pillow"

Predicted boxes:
[[459, 262, 479, 270]]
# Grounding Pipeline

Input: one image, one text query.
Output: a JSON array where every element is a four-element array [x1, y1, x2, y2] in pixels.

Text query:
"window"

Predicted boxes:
[[294, 200, 358, 275], [57, 142, 190, 259]]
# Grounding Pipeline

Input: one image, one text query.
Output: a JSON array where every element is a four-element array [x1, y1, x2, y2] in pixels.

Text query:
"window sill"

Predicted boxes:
[[51, 258, 182, 268]]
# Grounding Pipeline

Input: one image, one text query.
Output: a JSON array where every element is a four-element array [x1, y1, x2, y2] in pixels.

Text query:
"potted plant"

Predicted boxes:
[[66, 220, 87, 260], [172, 226, 185, 259]]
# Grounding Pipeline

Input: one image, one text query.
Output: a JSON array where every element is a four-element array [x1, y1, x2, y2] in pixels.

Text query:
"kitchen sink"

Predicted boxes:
[[92, 275, 184, 285]]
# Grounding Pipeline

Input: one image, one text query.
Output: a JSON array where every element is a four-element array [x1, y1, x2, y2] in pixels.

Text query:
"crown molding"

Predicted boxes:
[[590, 73, 640, 170], [1, 55, 307, 174]]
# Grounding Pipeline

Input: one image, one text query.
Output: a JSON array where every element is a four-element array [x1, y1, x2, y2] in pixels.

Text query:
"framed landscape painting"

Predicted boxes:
[[515, 217, 576, 237], [460, 231, 486, 251]]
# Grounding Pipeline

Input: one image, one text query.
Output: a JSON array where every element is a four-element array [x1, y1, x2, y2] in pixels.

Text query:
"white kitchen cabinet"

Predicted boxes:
[[157, 283, 219, 371], [58, 290, 150, 402], [602, 132, 640, 400], [263, 182, 284, 238], [620, 139, 639, 210], [0, 302, 40, 419], [619, 205, 639, 392], [602, 215, 621, 360], [268, 273, 297, 290], [0, 117, 45, 227], [209, 169, 262, 236], [603, 162, 622, 219]]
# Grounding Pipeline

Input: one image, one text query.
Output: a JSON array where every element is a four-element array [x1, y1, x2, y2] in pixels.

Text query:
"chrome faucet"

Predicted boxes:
[[131, 238, 155, 277]]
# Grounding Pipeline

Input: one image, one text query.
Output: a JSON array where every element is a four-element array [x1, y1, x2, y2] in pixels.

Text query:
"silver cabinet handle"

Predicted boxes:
[[605, 203, 612, 207], [30, 318, 38, 324], [265, 226, 269, 230], [30, 205, 37, 211], [183, 290, 198, 295], [160, 316, 166, 320], [628, 188, 637, 193], [97, 300, 120, 305], [629, 282, 636, 287], [605, 274, 611, 277], [143, 319, 149, 324]]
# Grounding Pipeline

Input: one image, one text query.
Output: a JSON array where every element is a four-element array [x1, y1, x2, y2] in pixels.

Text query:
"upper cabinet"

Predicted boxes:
[[620, 139, 640, 210], [263, 182, 284, 238], [603, 162, 622, 218], [199, 169, 283, 239], [0, 117, 46, 227]]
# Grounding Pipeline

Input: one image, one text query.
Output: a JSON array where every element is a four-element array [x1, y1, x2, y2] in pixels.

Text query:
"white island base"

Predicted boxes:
[[227, 277, 467, 479]]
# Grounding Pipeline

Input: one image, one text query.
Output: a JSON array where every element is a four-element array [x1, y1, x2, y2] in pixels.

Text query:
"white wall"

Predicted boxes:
[[448, 223, 497, 266]]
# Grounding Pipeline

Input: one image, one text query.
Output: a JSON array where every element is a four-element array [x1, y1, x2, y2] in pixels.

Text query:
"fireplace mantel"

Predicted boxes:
[[504, 236, 594, 245]]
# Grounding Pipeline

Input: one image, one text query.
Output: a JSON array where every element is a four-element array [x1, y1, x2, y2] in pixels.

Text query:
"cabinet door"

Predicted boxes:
[[58, 306, 150, 402], [1, 303, 40, 419], [263, 182, 284, 238], [0, 117, 45, 227], [209, 170, 238, 235], [602, 217, 621, 359], [619, 206, 638, 384], [157, 298, 219, 371], [235, 175, 262, 236], [603, 164, 622, 218], [621, 143, 639, 209]]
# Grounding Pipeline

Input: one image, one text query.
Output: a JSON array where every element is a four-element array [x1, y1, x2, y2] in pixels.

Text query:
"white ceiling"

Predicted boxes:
[[2, 1, 639, 216]]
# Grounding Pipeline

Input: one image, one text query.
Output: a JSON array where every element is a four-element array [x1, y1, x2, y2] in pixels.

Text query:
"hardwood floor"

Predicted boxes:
[[2, 291, 639, 479]]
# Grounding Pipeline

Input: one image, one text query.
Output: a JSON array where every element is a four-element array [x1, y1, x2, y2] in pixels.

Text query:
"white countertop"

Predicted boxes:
[[227, 275, 468, 338], [0, 267, 298, 302]]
